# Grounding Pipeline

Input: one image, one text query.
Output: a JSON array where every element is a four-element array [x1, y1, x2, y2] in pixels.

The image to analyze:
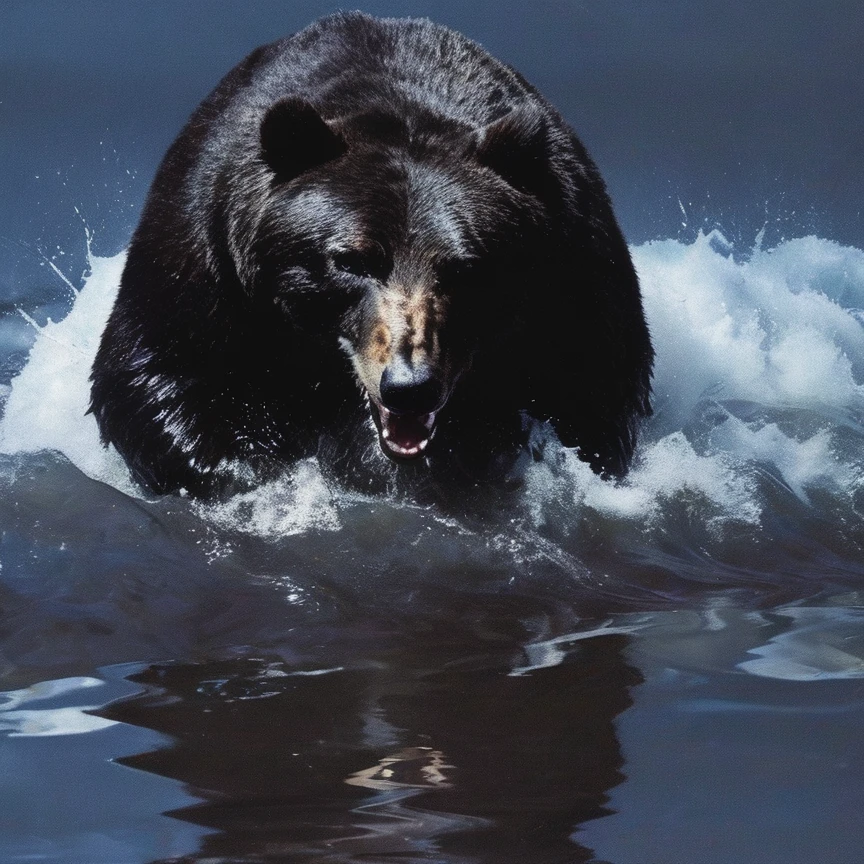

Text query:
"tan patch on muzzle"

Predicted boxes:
[[353, 285, 444, 400]]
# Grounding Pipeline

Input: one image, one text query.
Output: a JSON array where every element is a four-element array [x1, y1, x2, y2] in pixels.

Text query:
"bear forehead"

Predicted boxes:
[[277, 151, 522, 260]]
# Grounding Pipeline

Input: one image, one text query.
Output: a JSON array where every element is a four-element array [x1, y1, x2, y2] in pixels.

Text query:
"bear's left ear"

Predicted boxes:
[[260, 98, 347, 178], [475, 105, 551, 196]]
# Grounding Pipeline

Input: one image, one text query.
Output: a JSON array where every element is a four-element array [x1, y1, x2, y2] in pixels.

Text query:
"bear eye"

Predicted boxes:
[[332, 249, 389, 282]]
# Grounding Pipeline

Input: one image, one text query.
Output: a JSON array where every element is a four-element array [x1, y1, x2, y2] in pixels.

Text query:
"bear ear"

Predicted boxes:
[[260, 98, 347, 179], [475, 105, 551, 195]]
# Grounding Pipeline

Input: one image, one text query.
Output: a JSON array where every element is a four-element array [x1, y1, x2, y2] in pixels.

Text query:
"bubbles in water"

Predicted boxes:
[[195, 459, 341, 537]]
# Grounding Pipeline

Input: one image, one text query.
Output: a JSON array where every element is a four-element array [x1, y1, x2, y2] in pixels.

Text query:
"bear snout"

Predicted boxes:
[[370, 357, 447, 459], [379, 360, 444, 416]]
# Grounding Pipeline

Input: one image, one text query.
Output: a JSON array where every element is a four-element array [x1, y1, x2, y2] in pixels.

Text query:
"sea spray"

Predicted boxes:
[[0, 252, 138, 496]]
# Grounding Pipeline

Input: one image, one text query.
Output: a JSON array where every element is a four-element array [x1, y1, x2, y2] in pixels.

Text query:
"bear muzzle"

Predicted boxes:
[[379, 362, 443, 415], [371, 359, 447, 459], [376, 405, 438, 457]]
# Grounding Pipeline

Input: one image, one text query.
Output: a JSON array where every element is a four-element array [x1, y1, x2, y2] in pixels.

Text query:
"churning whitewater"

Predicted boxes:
[[2, 231, 862, 546]]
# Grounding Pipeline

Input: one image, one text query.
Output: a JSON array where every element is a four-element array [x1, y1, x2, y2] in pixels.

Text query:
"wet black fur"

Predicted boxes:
[[90, 13, 653, 499]]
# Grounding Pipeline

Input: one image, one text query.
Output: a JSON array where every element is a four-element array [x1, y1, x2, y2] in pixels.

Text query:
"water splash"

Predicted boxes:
[[0, 251, 138, 496]]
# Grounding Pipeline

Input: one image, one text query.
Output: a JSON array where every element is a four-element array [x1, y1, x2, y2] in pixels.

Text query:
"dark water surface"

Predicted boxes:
[[2, 3, 864, 863]]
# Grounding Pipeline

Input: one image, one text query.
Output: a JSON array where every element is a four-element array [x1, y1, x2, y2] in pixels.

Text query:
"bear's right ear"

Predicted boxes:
[[260, 98, 347, 179], [475, 105, 551, 196]]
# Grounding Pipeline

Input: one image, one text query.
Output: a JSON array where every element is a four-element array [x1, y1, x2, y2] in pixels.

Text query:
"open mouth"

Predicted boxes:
[[370, 400, 438, 459]]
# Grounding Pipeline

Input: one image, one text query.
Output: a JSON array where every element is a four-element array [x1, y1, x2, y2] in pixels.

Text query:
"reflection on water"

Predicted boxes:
[[100, 635, 639, 863], [4, 606, 864, 862], [0, 666, 204, 863]]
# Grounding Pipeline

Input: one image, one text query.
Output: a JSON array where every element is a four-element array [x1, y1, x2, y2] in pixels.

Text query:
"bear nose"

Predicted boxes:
[[379, 361, 443, 415]]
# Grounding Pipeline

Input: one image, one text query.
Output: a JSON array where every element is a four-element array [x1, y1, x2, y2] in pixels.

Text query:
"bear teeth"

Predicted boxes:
[[375, 404, 436, 458]]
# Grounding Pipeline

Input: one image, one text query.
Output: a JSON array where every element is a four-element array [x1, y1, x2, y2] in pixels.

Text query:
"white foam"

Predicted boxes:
[[526, 430, 761, 527], [0, 251, 138, 496], [525, 232, 864, 529], [639, 232, 864, 425], [194, 458, 341, 537], [0, 253, 341, 536], [708, 418, 855, 504]]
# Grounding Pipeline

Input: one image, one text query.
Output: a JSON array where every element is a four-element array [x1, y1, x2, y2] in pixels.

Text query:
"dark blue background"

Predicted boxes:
[[2, 0, 862, 301]]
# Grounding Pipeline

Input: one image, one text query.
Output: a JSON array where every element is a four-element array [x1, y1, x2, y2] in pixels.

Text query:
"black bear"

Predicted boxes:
[[90, 12, 653, 499]]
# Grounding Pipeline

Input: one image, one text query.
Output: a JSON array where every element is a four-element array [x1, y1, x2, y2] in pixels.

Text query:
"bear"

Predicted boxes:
[[90, 12, 653, 500]]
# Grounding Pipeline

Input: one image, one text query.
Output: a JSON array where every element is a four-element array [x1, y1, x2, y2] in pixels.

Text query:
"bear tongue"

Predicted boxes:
[[380, 408, 435, 457]]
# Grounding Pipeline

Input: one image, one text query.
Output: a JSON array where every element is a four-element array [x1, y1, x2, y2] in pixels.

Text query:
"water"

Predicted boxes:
[[3, 3, 864, 862], [1, 229, 863, 862]]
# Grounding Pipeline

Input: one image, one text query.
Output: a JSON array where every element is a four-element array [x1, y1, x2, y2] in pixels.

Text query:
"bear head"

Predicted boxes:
[[91, 15, 652, 500], [251, 97, 558, 467]]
